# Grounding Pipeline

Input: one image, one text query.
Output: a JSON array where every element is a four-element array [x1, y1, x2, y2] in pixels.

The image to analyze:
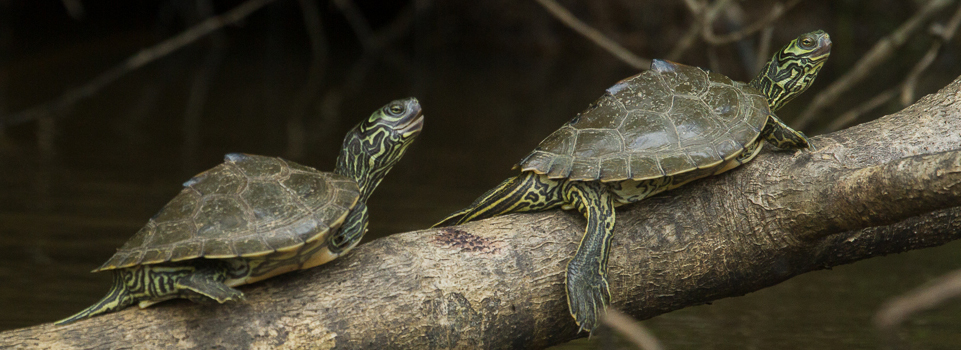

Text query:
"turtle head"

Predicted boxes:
[[336, 97, 424, 201], [750, 30, 831, 111]]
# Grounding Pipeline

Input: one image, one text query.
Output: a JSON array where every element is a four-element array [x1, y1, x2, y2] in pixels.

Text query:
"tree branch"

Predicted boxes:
[[2, 74, 961, 349]]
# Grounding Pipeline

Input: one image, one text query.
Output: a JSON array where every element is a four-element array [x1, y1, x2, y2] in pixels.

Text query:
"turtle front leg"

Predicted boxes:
[[174, 264, 244, 304], [291, 203, 370, 272], [562, 181, 616, 334], [763, 114, 815, 150], [328, 201, 369, 255]]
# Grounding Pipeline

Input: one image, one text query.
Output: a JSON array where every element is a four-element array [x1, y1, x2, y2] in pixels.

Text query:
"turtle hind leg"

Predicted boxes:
[[764, 115, 815, 150], [432, 172, 566, 227], [562, 181, 616, 334], [174, 267, 244, 304], [55, 270, 135, 325], [432, 207, 474, 228]]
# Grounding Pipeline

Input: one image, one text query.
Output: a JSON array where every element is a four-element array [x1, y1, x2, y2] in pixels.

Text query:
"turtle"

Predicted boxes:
[[434, 31, 832, 333], [57, 97, 424, 324]]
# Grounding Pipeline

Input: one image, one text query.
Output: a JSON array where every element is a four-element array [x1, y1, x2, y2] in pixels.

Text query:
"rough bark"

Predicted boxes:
[[2, 76, 961, 349]]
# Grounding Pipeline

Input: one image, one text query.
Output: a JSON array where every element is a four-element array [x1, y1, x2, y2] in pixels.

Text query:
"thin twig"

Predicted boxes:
[[333, 0, 375, 50], [755, 25, 775, 73], [824, 88, 897, 132], [793, 0, 953, 130], [532, 0, 651, 70], [701, 0, 732, 26], [875, 269, 961, 341], [666, 20, 704, 61], [682, 0, 703, 13], [701, 0, 801, 45], [181, 0, 225, 172], [667, 0, 728, 61], [335, 0, 420, 55], [706, 45, 722, 73], [370, 1, 421, 52], [61, 0, 84, 20], [314, 0, 421, 134], [824, 2, 961, 133], [602, 309, 664, 350], [0, 0, 281, 127], [900, 2, 961, 105], [286, 0, 330, 160]]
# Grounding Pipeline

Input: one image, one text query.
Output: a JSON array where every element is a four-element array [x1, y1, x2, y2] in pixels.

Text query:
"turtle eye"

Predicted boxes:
[[799, 36, 816, 50], [387, 104, 405, 116]]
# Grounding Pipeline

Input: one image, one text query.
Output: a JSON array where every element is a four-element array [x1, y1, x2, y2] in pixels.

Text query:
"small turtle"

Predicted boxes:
[[434, 31, 831, 333], [58, 97, 424, 324]]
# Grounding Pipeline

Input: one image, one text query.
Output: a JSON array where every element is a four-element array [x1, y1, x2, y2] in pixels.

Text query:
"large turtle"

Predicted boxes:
[[57, 97, 424, 324], [434, 31, 831, 333]]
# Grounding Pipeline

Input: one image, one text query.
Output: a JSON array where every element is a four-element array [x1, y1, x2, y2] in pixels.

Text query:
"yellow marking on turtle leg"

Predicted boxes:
[[301, 246, 340, 270], [55, 270, 136, 325], [763, 115, 814, 150], [234, 231, 345, 286], [328, 201, 369, 255], [58, 262, 249, 324], [735, 139, 765, 164], [174, 267, 244, 303], [610, 176, 675, 204], [433, 172, 565, 227], [231, 264, 298, 286], [562, 181, 615, 334], [138, 296, 178, 308]]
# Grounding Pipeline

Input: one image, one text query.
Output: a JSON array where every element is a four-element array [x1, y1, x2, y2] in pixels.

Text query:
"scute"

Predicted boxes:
[[229, 153, 285, 178], [654, 60, 710, 95], [571, 130, 622, 158], [570, 158, 601, 181], [518, 60, 771, 182], [94, 154, 361, 272], [186, 166, 245, 196], [702, 84, 741, 123], [609, 73, 672, 114], [151, 191, 200, 223], [242, 181, 304, 227], [598, 157, 630, 181], [629, 155, 661, 178], [195, 196, 249, 237], [536, 127, 576, 156], [658, 153, 696, 174], [620, 111, 675, 151], [687, 145, 723, 168], [547, 156, 573, 178], [668, 96, 720, 147]]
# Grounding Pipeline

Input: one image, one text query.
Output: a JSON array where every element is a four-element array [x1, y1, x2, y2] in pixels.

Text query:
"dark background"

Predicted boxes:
[[2, 0, 960, 348]]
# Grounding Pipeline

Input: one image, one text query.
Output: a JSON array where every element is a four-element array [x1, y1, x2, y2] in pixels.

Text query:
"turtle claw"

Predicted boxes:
[[566, 266, 611, 334]]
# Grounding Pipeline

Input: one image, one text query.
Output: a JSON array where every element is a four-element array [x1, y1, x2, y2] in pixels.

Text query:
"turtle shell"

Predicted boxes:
[[518, 59, 771, 182], [95, 153, 360, 272]]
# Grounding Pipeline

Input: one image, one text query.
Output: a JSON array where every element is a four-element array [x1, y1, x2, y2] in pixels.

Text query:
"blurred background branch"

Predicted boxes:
[[533, 0, 651, 69], [0, 0, 280, 127], [795, 0, 953, 130]]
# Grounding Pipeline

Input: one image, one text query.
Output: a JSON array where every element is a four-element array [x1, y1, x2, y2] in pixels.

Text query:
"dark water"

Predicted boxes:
[[2, 2, 961, 349]]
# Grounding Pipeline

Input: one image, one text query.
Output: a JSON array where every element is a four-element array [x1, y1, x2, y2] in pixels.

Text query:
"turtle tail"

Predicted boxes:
[[432, 207, 475, 227], [432, 172, 565, 227], [55, 270, 134, 325]]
